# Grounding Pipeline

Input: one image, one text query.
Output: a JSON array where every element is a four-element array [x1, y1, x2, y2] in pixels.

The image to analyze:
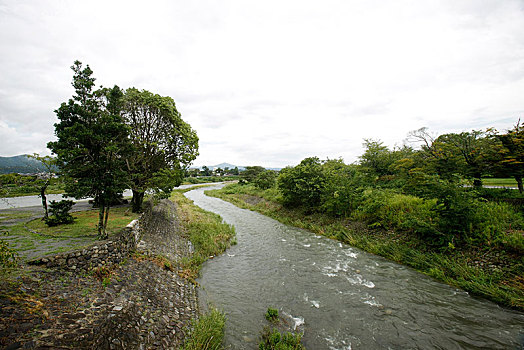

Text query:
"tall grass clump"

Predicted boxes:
[[259, 328, 305, 350], [353, 189, 437, 233], [472, 201, 524, 250], [183, 307, 225, 350]]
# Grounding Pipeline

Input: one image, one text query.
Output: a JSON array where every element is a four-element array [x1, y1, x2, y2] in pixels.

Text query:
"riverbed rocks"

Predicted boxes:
[[0, 199, 198, 349]]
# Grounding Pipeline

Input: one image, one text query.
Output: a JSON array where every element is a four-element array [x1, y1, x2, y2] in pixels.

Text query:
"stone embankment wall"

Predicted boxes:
[[29, 216, 145, 272]]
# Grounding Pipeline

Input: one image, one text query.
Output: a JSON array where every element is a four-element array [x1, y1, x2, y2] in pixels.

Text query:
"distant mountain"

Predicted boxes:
[[0, 155, 48, 174], [191, 163, 245, 171], [210, 163, 245, 171]]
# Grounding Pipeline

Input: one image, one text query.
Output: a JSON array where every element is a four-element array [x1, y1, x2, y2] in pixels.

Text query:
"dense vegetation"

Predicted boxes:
[[208, 122, 524, 310], [183, 175, 240, 185], [0, 173, 64, 198]]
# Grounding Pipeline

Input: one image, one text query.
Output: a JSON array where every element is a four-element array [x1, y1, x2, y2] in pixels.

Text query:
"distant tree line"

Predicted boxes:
[[48, 61, 198, 238], [186, 166, 240, 177]]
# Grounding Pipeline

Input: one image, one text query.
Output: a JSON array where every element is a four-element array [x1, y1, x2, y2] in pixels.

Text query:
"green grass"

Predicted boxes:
[[0, 210, 35, 221], [170, 189, 236, 280], [259, 328, 305, 350], [183, 307, 226, 350], [25, 206, 138, 239], [483, 178, 518, 188], [265, 307, 279, 323], [0, 205, 138, 264], [207, 183, 524, 311]]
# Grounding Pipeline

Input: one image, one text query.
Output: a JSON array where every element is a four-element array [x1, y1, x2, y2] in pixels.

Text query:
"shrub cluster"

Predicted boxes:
[[45, 200, 75, 227], [273, 157, 523, 250]]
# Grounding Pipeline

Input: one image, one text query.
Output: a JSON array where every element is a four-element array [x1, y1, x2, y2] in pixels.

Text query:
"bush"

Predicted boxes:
[[265, 307, 279, 323], [45, 200, 75, 226], [472, 201, 524, 245], [240, 166, 266, 184], [499, 230, 524, 254], [255, 170, 277, 190], [353, 189, 439, 238], [278, 157, 325, 208], [259, 328, 305, 350], [432, 182, 478, 243], [320, 160, 365, 217]]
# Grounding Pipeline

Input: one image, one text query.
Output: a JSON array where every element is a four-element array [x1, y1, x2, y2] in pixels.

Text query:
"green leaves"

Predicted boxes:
[[48, 61, 131, 237], [122, 88, 199, 211]]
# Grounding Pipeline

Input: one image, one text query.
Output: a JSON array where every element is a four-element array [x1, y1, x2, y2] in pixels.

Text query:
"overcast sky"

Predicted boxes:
[[1, 0, 524, 168]]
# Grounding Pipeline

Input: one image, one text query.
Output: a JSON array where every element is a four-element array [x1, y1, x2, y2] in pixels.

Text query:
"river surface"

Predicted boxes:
[[0, 184, 205, 209], [186, 185, 524, 350]]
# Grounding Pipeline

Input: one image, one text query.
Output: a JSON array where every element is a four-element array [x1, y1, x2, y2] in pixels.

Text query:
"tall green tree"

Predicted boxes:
[[240, 166, 265, 184], [496, 120, 524, 193], [359, 139, 392, 177], [27, 154, 56, 220], [48, 61, 130, 239], [359, 139, 414, 180], [278, 157, 325, 208], [434, 130, 496, 187], [122, 88, 199, 212]]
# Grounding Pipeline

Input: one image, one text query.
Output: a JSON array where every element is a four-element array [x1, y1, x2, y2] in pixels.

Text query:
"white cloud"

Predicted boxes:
[[1, 0, 524, 167]]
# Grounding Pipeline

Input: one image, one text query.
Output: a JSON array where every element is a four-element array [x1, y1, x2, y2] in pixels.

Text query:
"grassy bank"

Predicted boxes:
[[207, 183, 524, 311], [169, 188, 235, 349], [169, 188, 236, 280]]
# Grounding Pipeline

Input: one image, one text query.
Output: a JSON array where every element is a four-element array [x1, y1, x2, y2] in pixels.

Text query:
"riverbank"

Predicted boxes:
[[1, 188, 236, 349], [206, 183, 524, 311]]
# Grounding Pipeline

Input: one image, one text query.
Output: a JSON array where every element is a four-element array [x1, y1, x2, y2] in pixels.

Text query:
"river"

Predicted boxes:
[[0, 184, 203, 209], [186, 184, 524, 350]]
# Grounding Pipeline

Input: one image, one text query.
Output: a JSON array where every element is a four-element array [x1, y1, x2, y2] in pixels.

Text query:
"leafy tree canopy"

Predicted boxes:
[[122, 88, 199, 212], [495, 120, 524, 193], [48, 61, 130, 238]]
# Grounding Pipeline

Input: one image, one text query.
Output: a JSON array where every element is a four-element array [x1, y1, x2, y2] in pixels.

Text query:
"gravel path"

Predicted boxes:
[[0, 199, 198, 349]]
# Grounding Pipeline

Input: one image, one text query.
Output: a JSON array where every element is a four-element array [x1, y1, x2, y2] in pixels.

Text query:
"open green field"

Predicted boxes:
[[1, 205, 138, 260], [25, 206, 137, 238], [483, 178, 518, 187]]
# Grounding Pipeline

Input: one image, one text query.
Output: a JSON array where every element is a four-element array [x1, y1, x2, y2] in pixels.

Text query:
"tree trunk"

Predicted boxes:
[[104, 205, 110, 233], [131, 189, 145, 213], [473, 173, 482, 188], [516, 176, 523, 194], [40, 180, 49, 220], [98, 204, 107, 239]]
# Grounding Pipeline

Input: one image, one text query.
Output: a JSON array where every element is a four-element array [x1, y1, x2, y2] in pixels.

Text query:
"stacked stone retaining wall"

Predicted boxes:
[[29, 218, 142, 272]]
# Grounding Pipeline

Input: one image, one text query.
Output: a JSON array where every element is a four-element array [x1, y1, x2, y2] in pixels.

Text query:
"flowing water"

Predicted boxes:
[[186, 185, 524, 349]]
